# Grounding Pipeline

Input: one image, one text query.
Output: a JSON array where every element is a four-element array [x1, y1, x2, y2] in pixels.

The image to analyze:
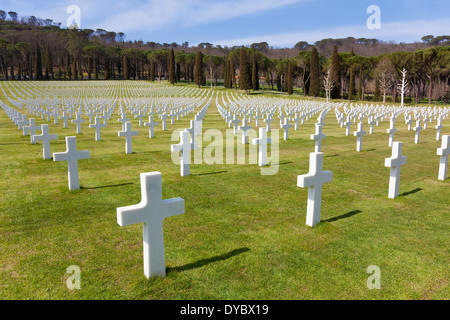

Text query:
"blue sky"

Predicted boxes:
[[1, 0, 449, 47]]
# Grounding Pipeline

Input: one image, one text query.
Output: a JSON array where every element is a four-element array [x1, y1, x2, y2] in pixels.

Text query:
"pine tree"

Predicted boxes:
[[309, 47, 320, 97], [168, 48, 176, 85], [239, 48, 252, 94], [46, 46, 53, 80], [330, 45, 340, 99], [194, 51, 204, 88]]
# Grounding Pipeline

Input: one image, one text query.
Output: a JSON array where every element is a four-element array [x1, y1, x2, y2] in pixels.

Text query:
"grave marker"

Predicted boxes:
[[297, 152, 333, 227], [116, 172, 185, 278], [53, 136, 90, 190], [384, 141, 407, 199]]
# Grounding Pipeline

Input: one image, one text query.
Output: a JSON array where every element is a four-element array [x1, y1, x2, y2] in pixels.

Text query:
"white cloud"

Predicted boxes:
[[92, 0, 305, 33], [211, 18, 450, 47]]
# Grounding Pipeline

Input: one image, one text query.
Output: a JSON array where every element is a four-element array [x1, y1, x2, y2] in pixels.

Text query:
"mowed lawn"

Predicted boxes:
[[0, 81, 449, 300]]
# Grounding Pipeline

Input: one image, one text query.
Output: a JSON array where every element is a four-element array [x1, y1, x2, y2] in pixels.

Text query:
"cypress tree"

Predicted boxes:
[[87, 57, 92, 80], [46, 46, 53, 80], [34, 44, 42, 80], [287, 61, 293, 95], [168, 48, 176, 85], [176, 63, 181, 82], [228, 56, 233, 88], [72, 56, 78, 80], [358, 65, 363, 100], [66, 53, 72, 80], [348, 48, 355, 100], [374, 81, 381, 101], [104, 57, 110, 79], [149, 61, 155, 81], [194, 51, 203, 88], [348, 68, 354, 100], [123, 55, 129, 80], [239, 48, 252, 94], [230, 60, 236, 89], [224, 56, 229, 88], [330, 45, 340, 99], [309, 47, 320, 97], [252, 56, 259, 91], [78, 57, 82, 79]]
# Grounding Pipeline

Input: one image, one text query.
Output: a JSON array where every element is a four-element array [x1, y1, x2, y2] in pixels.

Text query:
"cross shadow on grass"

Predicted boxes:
[[167, 248, 250, 274], [81, 182, 134, 189], [321, 210, 362, 223], [278, 161, 293, 165], [399, 188, 422, 197], [191, 171, 227, 176]]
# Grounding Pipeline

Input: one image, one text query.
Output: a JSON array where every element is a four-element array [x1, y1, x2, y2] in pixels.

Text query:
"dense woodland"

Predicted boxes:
[[0, 10, 449, 104]]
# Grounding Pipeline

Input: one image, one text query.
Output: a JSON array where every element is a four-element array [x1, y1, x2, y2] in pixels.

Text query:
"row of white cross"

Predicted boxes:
[[2, 90, 449, 280]]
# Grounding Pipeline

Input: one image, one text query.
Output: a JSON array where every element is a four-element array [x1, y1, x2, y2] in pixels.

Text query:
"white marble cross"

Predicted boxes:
[[413, 120, 422, 144], [186, 120, 200, 150], [344, 116, 352, 136], [386, 118, 397, 147], [23, 118, 40, 144], [17, 115, 28, 130], [297, 152, 333, 227], [311, 123, 326, 152], [368, 116, 376, 134], [238, 118, 252, 144], [53, 136, 90, 190], [171, 130, 191, 176], [437, 135, 449, 181], [406, 115, 413, 131], [118, 113, 130, 131], [89, 116, 107, 141], [254, 112, 262, 127], [281, 118, 292, 140], [229, 115, 240, 134], [144, 115, 158, 138], [384, 141, 407, 199], [59, 111, 71, 129], [71, 113, 85, 134], [354, 122, 366, 152], [136, 111, 146, 126], [32, 124, 59, 159], [161, 113, 168, 131], [435, 117, 443, 141], [118, 122, 138, 154], [264, 115, 273, 132], [252, 127, 272, 166], [293, 113, 301, 130], [117, 172, 185, 278], [423, 114, 429, 130]]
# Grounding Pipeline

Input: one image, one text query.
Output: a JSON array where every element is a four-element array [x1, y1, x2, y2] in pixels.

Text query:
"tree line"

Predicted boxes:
[[0, 10, 449, 103]]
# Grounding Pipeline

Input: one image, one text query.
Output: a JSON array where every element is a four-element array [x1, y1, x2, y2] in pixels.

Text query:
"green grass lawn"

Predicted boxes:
[[0, 81, 449, 299]]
